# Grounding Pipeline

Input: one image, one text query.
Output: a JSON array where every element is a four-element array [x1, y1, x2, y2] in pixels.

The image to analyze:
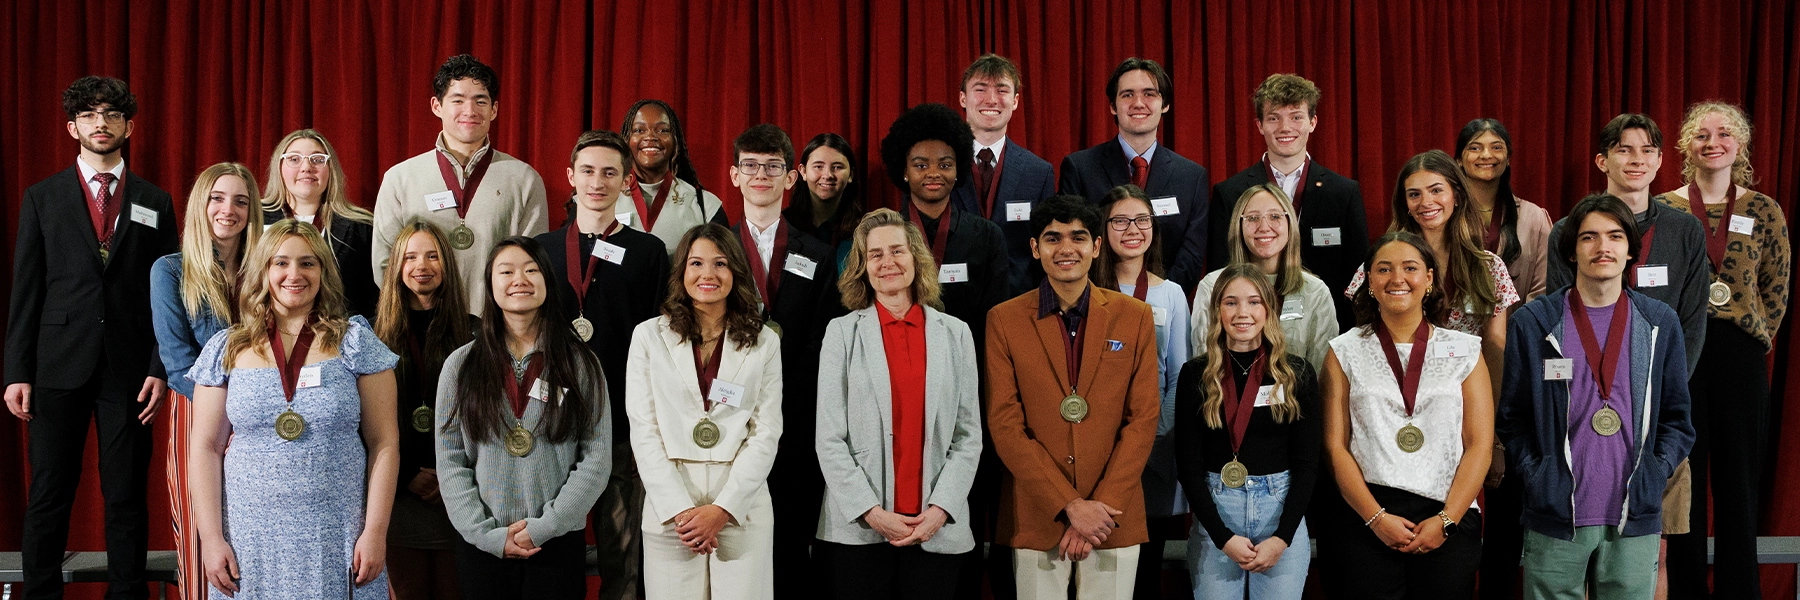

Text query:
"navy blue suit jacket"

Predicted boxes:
[[1057, 140, 1210, 291], [951, 138, 1056, 296]]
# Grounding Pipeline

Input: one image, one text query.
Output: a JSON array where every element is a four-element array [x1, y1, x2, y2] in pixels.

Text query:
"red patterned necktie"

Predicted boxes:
[[1130, 155, 1149, 189], [92, 172, 117, 248]]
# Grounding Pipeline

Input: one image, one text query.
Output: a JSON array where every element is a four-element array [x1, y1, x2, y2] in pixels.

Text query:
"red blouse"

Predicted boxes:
[[879, 303, 928, 514]]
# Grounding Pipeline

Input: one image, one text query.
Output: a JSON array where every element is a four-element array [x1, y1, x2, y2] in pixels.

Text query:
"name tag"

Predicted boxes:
[[1149, 196, 1180, 216], [1430, 340, 1477, 360], [530, 379, 550, 402], [1544, 358, 1574, 381], [130, 204, 159, 228], [1635, 265, 1669, 288], [1311, 227, 1342, 247], [784, 254, 818, 280], [1254, 385, 1285, 407], [709, 379, 746, 408], [1153, 306, 1169, 327], [1729, 215, 1755, 235], [615, 211, 635, 227], [1006, 202, 1032, 222], [592, 239, 627, 265], [296, 365, 322, 389], [939, 263, 969, 283], [1280, 302, 1304, 321], [424, 190, 457, 211]]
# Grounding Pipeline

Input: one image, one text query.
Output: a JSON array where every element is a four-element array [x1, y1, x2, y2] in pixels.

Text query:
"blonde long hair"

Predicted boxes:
[[222, 220, 351, 369], [261, 129, 373, 239], [1226, 183, 1307, 296], [180, 163, 263, 321], [1199, 265, 1302, 428], [1677, 101, 1756, 188]]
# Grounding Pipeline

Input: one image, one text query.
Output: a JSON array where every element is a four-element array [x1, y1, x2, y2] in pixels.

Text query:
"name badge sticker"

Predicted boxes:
[[1254, 385, 1286, 407], [592, 239, 627, 265], [1544, 358, 1574, 381], [615, 211, 635, 227], [1430, 340, 1476, 360], [424, 191, 457, 212], [1153, 306, 1169, 327], [939, 263, 970, 284], [1006, 202, 1032, 222], [530, 379, 550, 402], [709, 379, 746, 408], [1150, 196, 1181, 216], [1281, 302, 1304, 321], [1636, 265, 1669, 288], [1729, 215, 1755, 235], [784, 254, 818, 280], [1312, 227, 1342, 247], [296, 365, 322, 389], [130, 204, 159, 228]]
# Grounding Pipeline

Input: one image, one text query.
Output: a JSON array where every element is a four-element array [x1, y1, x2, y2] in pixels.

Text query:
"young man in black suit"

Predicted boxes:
[[953, 53, 1057, 297], [5, 75, 178, 600], [727, 123, 845, 597], [535, 129, 669, 600], [1057, 57, 1210, 291], [1207, 74, 1367, 332]]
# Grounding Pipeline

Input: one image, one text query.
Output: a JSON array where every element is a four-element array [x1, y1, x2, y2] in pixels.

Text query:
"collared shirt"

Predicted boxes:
[[76, 156, 125, 198], [973, 138, 1007, 165], [1263, 152, 1310, 202], [1117, 136, 1158, 165], [434, 133, 494, 184], [746, 217, 781, 273], [878, 303, 928, 514], [1037, 279, 1093, 349]]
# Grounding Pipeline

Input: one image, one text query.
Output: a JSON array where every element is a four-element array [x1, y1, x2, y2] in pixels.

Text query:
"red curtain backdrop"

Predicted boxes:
[[3, 1, 1797, 597]]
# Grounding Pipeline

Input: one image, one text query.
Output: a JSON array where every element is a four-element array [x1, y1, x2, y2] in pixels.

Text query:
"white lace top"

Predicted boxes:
[[1330, 325, 1482, 503]]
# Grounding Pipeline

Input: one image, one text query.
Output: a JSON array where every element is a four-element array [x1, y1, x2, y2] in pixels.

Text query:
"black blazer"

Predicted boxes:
[[535, 224, 670, 440], [263, 208, 379, 319], [951, 138, 1057, 296], [7, 165, 178, 390], [898, 203, 1010, 355], [729, 220, 846, 473], [1058, 140, 1211, 291], [1208, 160, 1368, 332]]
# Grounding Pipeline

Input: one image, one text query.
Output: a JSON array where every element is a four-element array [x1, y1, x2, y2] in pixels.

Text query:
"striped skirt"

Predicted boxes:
[[165, 393, 205, 600]]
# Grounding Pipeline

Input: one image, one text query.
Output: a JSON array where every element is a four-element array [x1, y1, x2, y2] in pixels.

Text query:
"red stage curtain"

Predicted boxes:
[[2, 1, 1797, 598]]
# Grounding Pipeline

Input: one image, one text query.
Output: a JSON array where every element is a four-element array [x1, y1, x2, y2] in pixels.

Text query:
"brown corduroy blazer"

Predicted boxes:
[[984, 284, 1161, 551]]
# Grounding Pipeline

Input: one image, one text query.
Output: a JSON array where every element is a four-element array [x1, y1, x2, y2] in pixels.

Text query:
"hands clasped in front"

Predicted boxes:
[[1058, 498, 1124, 561], [863, 505, 950, 547], [674, 504, 733, 555]]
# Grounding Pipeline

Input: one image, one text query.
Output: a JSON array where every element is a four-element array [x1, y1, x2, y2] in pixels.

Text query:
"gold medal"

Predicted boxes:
[[572, 316, 594, 342], [411, 405, 432, 433], [1709, 281, 1730, 306], [1221, 459, 1249, 488], [1592, 405, 1622, 436], [693, 418, 721, 449], [276, 408, 306, 441], [449, 223, 476, 250], [505, 423, 534, 457], [98, 248, 109, 262], [1396, 423, 1424, 453], [1060, 393, 1089, 423]]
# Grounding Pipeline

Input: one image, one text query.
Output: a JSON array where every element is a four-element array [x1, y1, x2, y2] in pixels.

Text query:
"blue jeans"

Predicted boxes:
[[1188, 471, 1310, 600]]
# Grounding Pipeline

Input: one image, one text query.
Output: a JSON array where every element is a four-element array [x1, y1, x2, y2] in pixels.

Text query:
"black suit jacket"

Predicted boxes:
[[263, 208, 379, 319], [899, 203, 1010, 356], [1058, 140, 1210, 290], [951, 138, 1057, 296], [535, 224, 670, 440], [7, 165, 178, 390], [1208, 160, 1368, 332]]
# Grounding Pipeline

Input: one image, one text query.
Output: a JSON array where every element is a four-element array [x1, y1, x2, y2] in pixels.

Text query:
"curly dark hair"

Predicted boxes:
[[879, 103, 975, 192], [662, 224, 765, 350], [1352, 231, 1450, 332], [620, 99, 707, 197], [62, 76, 137, 120], [433, 54, 499, 101]]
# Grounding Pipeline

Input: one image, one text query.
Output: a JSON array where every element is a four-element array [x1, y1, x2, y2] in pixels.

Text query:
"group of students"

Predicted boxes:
[[3, 50, 1788, 600]]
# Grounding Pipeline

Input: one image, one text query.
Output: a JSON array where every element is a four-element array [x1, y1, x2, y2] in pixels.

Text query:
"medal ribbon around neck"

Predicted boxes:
[[433, 147, 496, 222], [738, 220, 790, 311], [1567, 287, 1631, 403], [564, 219, 623, 308], [268, 314, 320, 404], [629, 170, 676, 231], [907, 202, 953, 265], [1130, 268, 1149, 302], [1220, 347, 1268, 455], [694, 334, 727, 410], [505, 354, 548, 421], [1684, 183, 1740, 273], [1374, 320, 1431, 418]]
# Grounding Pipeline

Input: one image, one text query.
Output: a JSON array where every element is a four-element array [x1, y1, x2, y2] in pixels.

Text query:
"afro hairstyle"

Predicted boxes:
[[878, 103, 976, 192]]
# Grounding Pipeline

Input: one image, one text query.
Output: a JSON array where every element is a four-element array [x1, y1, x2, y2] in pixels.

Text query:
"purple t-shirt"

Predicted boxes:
[[1565, 301, 1636, 527]]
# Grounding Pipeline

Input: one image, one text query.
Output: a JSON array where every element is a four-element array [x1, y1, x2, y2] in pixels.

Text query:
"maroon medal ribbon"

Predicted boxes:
[[504, 354, 547, 420], [1567, 287, 1632, 401], [1685, 183, 1739, 272], [564, 220, 623, 308], [907, 202, 953, 265], [1057, 308, 1087, 391], [268, 315, 320, 404], [629, 171, 676, 231], [1628, 223, 1657, 287], [1130, 268, 1149, 302], [738, 220, 790, 309], [433, 148, 496, 221], [693, 336, 727, 410], [980, 149, 1008, 220], [77, 170, 124, 252], [1220, 347, 1268, 454], [1374, 321, 1432, 417]]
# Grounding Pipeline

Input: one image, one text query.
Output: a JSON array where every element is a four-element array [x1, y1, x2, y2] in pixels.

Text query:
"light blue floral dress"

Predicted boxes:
[[189, 316, 398, 599]]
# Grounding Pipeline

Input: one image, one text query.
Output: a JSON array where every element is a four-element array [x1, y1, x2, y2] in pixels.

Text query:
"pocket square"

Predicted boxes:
[[1107, 340, 1123, 351]]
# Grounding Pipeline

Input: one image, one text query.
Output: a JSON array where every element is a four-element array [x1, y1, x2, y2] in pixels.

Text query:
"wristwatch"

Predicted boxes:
[[1437, 511, 1459, 538]]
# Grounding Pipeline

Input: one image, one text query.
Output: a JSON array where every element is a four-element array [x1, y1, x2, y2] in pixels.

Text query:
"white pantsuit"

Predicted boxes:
[[626, 316, 784, 600]]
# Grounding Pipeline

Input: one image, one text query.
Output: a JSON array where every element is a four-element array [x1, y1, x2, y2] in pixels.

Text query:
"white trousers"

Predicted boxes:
[[640, 460, 774, 600], [1013, 545, 1141, 599]]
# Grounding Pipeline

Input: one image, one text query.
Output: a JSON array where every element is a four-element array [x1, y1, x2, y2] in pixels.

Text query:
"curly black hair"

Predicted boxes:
[[62, 76, 137, 120], [878, 103, 975, 192], [433, 54, 499, 101], [619, 99, 707, 196]]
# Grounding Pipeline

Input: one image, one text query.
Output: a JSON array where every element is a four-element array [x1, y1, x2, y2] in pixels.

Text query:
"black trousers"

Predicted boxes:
[[454, 531, 586, 599], [1317, 484, 1483, 600], [956, 431, 1014, 600], [1669, 320, 1768, 600], [768, 450, 823, 598], [22, 368, 153, 600], [1477, 467, 1525, 600], [817, 540, 963, 600]]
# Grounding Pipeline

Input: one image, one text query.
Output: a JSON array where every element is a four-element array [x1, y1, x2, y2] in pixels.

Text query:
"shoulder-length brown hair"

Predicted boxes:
[[1091, 185, 1164, 292], [1225, 183, 1307, 296], [662, 224, 764, 350], [180, 162, 263, 321], [1352, 231, 1450, 333], [1197, 265, 1301, 427], [375, 220, 473, 375], [838, 209, 942, 311], [1387, 150, 1498, 323], [222, 220, 350, 369]]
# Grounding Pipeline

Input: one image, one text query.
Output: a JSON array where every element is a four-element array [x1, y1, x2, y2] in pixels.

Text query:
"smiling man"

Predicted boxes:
[[373, 54, 550, 316], [1500, 194, 1693, 600], [953, 54, 1057, 296], [1207, 74, 1366, 332], [1059, 57, 1209, 292]]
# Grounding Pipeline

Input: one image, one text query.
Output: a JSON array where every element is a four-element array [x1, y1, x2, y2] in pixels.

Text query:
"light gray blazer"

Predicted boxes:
[[814, 305, 984, 554]]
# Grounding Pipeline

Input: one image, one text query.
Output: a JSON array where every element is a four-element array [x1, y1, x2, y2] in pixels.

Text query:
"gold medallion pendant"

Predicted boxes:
[[1060, 394, 1089, 423], [572, 316, 594, 342], [1591, 406, 1622, 436], [505, 423, 535, 457], [1396, 423, 1424, 453], [411, 405, 433, 433], [1221, 459, 1249, 488], [693, 418, 721, 449], [276, 408, 307, 441], [1708, 281, 1730, 306], [449, 223, 476, 250]]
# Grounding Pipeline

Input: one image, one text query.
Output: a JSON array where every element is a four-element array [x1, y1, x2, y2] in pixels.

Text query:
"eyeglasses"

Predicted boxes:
[[1108, 215, 1155, 231], [281, 153, 332, 167], [75, 110, 126, 124], [1240, 212, 1288, 227], [736, 161, 789, 176]]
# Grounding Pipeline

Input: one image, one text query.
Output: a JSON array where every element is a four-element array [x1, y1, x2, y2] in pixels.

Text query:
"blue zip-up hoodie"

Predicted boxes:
[[1497, 286, 1695, 541]]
